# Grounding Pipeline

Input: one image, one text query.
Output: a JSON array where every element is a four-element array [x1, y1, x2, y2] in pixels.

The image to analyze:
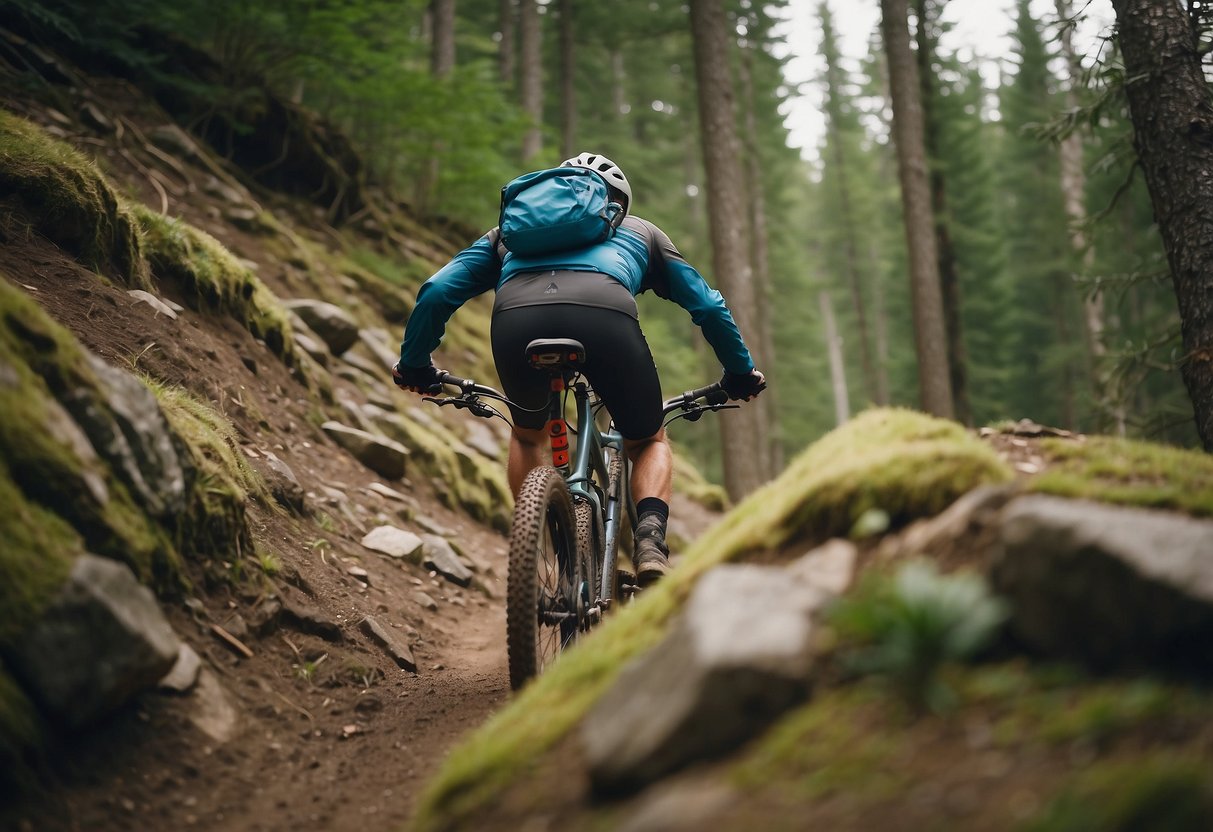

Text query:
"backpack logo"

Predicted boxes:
[[499, 167, 625, 257], [544, 282, 559, 294]]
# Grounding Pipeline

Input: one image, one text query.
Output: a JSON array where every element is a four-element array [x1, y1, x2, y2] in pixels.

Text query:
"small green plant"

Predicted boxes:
[[829, 559, 1009, 713], [315, 512, 337, 533], [295, 653, 328, 684], [257, 550, 281, 576]]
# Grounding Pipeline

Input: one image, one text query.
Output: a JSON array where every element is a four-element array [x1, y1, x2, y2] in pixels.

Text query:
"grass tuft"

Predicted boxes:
[[132, 204, 296, 365], [0, 110, 148, 288]]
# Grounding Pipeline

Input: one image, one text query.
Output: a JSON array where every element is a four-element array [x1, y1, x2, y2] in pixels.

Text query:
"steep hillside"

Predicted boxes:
[[0, 35, 513, 832]]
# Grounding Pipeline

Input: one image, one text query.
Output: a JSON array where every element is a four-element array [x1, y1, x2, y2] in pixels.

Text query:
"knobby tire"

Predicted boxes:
[[507, 466, 580, 690]]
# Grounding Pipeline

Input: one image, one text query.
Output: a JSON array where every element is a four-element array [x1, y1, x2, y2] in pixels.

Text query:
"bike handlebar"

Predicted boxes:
[[435, 370, 504, 398], [662, 381, 729, 415], [423, 371, 737, 424]]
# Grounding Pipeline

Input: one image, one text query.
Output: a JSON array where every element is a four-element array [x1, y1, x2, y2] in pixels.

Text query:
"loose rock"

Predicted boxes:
[[283, 300, 360, 355], [361, 526, 424, 561], [321, 422, 408, 479], [358, 617, 416, 672]]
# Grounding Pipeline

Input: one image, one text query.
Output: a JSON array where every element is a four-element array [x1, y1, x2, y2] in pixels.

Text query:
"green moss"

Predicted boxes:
[[132, 204, 296, 365], [1024, 756, 1213, 831], [146, 378, 269, 556], [732, 682, 907, 802], [373, 410, 512, 532], [0, 663, 45, 795], [0, 461, 80, 647], [0, 278, 172, 583], [959, 663, 1210, 752], [0, 110, 148, 288], [410, 408, 1013, 831], [1029, 436, 1213, 517]]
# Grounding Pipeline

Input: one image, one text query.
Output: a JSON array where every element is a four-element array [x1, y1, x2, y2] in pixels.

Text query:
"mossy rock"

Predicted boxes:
[[0, 278, 172, 589], [146, 378, 270, 557], [0, 110, 148, 289], [409, 408, 1014, 831], [1029, 435, 1213, 517], [132, 204, 296, 365]]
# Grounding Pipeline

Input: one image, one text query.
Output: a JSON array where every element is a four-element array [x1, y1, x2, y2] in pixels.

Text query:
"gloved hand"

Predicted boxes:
[[393, 361, 443, 395], [720, 368, 767, 402]]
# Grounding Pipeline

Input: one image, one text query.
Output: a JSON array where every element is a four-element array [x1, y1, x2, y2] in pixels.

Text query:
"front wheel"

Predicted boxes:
[[507, 467, 580, 690]]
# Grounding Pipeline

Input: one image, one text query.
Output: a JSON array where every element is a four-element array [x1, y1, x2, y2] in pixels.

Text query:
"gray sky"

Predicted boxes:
[[775, 0, 1117, 159]]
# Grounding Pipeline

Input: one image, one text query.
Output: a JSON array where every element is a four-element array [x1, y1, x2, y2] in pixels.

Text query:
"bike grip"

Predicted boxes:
[[682, 381, 725, 402], [436, 370, 471, 389]]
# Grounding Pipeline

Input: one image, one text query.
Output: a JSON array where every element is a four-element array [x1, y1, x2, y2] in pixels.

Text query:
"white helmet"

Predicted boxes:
[[561, 152, 632, 214]]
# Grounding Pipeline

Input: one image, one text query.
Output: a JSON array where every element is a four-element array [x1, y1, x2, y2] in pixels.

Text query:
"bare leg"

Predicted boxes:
[[624, 428, 673, 504], [508, 425, 549, 496]]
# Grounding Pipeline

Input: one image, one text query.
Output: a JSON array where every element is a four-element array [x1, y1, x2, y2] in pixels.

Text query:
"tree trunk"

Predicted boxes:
[[498, 0, 516, 89], [689, 0, 767, 498], [739, 34, 780, 475], [821, 290, 852, 426], [610, 49, 626, 118], [430, 0, 456, 78], [915, 0, 971, 425], [880, 0, 955, 418], [1110, 0, 1213, 449], [1056, 0, 1104, 357], [558, 0, 575, 158], [519, 0, 543, 162], [821, 7, 879, 406]]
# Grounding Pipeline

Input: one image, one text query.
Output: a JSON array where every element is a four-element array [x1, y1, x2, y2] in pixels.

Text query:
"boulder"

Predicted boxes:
[[990, 495, 1213, 672], [421, 535, 473, 587], [321, 421, 408, 479], [65, 354, 189, 520], [7, 554, 180, 729], [583, 564, 830, 795], [283, 299, 360, 355], [361, 526, 424, 561]]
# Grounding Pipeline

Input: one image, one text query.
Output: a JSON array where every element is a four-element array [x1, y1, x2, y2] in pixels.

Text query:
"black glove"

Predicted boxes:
[[720, 369, 767, 401], [393, 361, 442, 394]]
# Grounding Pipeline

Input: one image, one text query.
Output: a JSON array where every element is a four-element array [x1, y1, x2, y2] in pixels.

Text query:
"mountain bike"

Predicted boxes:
[[425, 337, 738, 690]]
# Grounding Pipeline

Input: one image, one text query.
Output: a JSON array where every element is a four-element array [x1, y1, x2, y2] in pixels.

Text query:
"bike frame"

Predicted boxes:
[[543, 376, 631, 605]]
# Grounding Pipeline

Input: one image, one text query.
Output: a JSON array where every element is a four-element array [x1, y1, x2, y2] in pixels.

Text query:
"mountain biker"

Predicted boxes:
[[393, 151, 765, 586]]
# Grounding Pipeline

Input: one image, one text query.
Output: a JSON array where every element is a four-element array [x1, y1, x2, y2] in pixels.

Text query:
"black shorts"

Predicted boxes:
[[490, 283, 662, 440]]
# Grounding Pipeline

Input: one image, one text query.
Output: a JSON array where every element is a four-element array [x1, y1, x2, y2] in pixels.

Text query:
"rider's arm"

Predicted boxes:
[[641, 222, 755, 375], [399, 231, 502, 368]]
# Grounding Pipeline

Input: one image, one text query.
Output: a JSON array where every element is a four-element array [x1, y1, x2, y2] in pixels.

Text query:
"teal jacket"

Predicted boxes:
[[399, 215, 755, 374]]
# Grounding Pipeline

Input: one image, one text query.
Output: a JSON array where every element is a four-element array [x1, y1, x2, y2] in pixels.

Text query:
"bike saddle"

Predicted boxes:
[[525, 338, 587, 371]]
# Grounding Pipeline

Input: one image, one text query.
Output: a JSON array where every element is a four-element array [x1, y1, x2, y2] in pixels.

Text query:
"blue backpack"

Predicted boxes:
[[498, 167, 625, 256]]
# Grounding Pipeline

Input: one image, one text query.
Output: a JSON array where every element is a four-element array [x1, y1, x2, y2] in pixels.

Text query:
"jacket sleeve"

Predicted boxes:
[[643, 222, 755, 374], [399, 231, 501, 368]]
